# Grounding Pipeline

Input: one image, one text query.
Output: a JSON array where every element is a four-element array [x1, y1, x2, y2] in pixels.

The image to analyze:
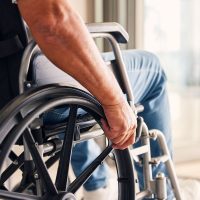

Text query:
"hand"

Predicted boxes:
[[101, 98, 137, 150]]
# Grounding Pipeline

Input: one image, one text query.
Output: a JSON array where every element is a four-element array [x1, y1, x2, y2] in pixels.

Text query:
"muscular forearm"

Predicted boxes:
[[17, 0, 124, 106]]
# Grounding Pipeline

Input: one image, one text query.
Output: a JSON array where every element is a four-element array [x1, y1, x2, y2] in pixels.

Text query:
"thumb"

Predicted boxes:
[[100, 118, 110, 133]]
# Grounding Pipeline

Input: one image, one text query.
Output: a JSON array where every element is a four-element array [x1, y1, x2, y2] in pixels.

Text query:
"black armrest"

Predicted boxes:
[[87, 22, 129, 44]]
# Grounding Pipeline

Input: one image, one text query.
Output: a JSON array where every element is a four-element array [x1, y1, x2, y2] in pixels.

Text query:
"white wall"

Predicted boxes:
[[69, 0, 94, 22]]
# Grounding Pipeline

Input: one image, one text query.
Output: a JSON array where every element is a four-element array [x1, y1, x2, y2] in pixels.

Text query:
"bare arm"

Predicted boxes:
[[17, 0, 136, 149]]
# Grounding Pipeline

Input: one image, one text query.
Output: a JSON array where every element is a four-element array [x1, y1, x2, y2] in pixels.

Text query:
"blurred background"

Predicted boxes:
[[70, 0, 200, 178]]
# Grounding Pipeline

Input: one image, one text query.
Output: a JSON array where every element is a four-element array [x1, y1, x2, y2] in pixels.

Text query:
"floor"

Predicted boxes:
[[175, 162, 200, 200], [175, 160, 200, 180]]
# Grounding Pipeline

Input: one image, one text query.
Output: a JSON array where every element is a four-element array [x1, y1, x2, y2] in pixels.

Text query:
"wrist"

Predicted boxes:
[[101, 91, 126, 107]]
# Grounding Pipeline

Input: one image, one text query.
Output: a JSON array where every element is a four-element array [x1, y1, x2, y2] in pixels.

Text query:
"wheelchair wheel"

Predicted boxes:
[[0, 85, 135, 200]]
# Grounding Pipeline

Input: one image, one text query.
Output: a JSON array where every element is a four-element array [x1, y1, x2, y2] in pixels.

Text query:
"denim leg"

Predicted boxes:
[[43, 107, 109, 191], [71, 140, 109, 191], [102, 50, 173, 199]]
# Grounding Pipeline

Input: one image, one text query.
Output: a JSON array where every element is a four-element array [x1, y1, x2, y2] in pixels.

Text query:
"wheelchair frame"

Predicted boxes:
[[0, 22, 182, 200]]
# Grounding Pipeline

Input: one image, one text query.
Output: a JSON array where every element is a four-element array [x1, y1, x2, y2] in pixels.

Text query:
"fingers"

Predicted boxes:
[[112, 131, 135, 149], [101, 118, 127, 143], [111, 125, 135, 147], [101, 100, 137, 150], [101, 118, 136, 150], [112, 127, 136, 149], [100, 119, 110, 133], [111, 133, 128, 145]]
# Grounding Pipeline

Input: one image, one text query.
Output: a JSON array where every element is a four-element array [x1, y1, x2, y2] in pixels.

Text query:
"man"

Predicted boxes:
[[1, 0, 173, 199]]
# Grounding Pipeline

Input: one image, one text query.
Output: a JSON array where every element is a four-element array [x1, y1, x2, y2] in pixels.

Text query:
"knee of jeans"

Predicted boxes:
[[124, 50, 165, 73], [141, 51, 165, 74], [144, 51, 167, 85], [139, 51, 168, 91], [144, 51, 160, 64]]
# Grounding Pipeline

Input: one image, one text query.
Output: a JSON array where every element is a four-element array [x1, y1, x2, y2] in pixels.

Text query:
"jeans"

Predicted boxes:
[[43, 50, 173, 198]]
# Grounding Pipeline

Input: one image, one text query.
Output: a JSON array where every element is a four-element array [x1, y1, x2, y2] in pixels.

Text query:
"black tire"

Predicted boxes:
[[0, 85, 135, 200]]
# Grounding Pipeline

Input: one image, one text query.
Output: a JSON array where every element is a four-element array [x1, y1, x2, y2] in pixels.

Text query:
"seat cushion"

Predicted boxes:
[[32, 53, 87, 91]]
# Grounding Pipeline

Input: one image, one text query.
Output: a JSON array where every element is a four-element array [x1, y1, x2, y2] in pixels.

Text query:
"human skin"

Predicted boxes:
[[17, 0, 137, 149]]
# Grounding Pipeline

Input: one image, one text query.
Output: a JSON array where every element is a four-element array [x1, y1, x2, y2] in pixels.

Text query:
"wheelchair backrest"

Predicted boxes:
[[0, 1, 28, 109]]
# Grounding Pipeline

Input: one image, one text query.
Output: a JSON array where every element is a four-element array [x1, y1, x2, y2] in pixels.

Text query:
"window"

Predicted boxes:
[[144, 0, 200, 86], [143, 0, 200, 162]]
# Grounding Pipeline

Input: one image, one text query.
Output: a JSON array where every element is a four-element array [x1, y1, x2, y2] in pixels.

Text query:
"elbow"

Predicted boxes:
[[29, 5, 79, 45], [31, 19, 58, 43]]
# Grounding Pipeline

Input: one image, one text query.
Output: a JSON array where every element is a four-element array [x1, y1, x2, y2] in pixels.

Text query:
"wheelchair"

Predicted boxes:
[[0, 23, 182, 200]]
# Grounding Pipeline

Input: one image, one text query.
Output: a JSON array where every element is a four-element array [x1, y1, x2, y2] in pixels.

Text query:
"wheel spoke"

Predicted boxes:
[[23, 129, 58, 195], [0, 189, 42, 200], [9, 151, 19, 162], [68, 145, 113, 193], [0, 185, 8, 190], [0, 153, 24, 185], [55, 105, 78, 191], [45, 152, 60, 169]]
